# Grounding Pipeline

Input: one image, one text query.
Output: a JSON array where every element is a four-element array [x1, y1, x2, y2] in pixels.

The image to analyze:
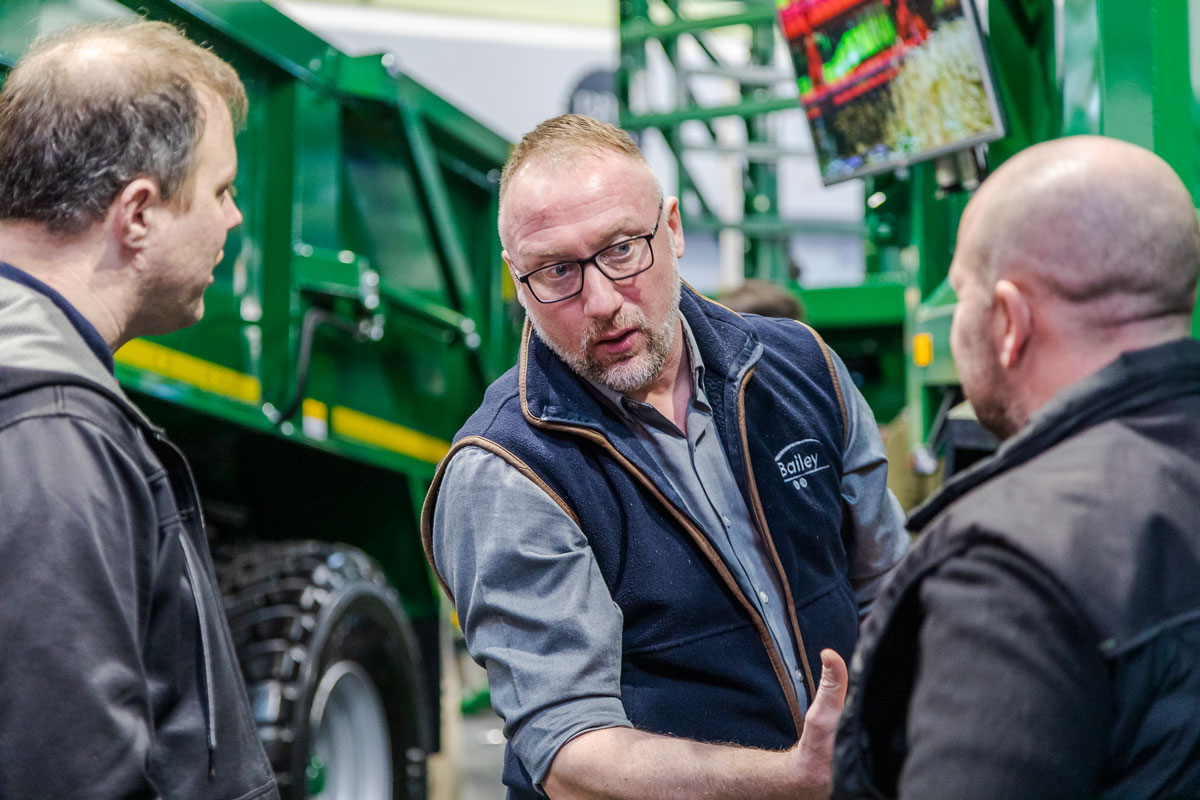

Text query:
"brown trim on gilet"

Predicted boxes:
[[514, 318, 806, 739]]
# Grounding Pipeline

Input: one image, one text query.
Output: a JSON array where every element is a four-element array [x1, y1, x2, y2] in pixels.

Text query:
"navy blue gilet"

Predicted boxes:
[[426, 287, 856, 798]]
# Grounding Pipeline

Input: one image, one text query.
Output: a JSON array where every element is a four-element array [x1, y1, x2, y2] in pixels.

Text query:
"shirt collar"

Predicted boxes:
[[0, 261, 115, 374]]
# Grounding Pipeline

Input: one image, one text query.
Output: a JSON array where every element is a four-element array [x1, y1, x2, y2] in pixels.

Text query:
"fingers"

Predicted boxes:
[[792, 649, 848, 797], [803, 649, 847, 747], [814, 648, 848, 713]]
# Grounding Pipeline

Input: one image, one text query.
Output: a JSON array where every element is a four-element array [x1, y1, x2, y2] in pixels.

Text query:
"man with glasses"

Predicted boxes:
[[422, 114, 907, 799]]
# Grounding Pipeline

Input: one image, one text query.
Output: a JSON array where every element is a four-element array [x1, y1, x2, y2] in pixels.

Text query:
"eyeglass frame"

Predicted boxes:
[[514, 199, 665, 304]]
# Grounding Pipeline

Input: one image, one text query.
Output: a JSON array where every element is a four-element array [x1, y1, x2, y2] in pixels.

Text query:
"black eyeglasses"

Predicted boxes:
[[516, 200, 664, 304]]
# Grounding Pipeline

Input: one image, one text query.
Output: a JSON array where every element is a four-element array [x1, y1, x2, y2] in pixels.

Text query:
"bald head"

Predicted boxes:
[[0, 20, 246, 235], [959, 136, 1200, 331], [950, 137, 1200, 438]]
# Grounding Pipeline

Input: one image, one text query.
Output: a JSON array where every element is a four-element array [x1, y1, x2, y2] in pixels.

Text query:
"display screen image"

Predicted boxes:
[[777, 0, 1005, 185]]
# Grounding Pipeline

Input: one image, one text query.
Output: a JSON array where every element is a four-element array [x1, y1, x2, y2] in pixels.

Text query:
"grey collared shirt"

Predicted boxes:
[[432, 316, 908, 785]]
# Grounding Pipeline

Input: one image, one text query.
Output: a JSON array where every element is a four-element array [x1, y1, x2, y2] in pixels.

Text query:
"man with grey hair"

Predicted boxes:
[[423, 114, 907, 799], [0, 21, 277, 800], [834, 136, 1200, 799]]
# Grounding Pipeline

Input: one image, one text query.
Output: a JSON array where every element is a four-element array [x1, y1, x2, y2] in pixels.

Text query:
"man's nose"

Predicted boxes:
[[225, 195, 244, 230], [579, 261, 623, 319]]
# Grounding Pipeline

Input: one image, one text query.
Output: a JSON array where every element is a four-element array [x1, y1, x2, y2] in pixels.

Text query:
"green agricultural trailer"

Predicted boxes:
[[878, 0, 1200, 472], [0, 2, 519, 798]]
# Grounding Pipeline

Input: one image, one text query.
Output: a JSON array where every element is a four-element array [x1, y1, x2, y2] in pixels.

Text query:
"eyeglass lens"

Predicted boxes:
[[528, 237, 653, 302]]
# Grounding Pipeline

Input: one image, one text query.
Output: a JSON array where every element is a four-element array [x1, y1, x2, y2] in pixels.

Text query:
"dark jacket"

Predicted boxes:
[[834, 338, 1200, 800], [426, 287, 858, 798], [0, 273, 278, 800]]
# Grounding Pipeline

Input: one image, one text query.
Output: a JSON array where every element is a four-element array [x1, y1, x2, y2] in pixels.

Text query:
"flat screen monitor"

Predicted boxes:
[[777, 0, 1005, 185]]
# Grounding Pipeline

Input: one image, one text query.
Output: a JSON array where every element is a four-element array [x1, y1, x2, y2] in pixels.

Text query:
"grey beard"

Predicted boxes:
[[531, 289, 681, 394]]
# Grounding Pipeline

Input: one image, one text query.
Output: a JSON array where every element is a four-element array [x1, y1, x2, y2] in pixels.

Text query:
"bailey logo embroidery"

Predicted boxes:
[[774, 438, 828, 491]]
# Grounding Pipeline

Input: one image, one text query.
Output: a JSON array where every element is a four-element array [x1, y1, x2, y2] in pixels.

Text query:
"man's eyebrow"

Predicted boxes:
[[520, 220, 643, 261]]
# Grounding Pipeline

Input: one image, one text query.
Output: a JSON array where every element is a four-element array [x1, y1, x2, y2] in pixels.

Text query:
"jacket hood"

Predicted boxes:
[[0, 272, 140, 415]]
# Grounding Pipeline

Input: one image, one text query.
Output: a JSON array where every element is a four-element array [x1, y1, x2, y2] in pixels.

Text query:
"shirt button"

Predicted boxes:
[[794, 669, 804, 681], [722, 515, 732, 527], [758, 590, 769, 604]]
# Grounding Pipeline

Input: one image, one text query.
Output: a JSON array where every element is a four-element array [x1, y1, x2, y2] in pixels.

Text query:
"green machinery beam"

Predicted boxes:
[[618, 0, 812, 284]]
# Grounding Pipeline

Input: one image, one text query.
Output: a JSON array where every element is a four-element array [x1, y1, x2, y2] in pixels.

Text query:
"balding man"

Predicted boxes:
[[833, 136, 1200, 799], [423, 114, 908, 799], [0, 22, 277, 800]]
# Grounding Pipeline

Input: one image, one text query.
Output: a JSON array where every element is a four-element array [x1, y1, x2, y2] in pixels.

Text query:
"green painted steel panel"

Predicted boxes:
[[797, 277, 906, 327]]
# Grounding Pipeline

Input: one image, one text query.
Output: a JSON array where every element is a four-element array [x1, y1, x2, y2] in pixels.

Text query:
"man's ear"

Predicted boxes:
[[111, 177, 161, 251], [992, 279, 1031, 369], [665, 196, 685, 259], [503, 251, 528, 311]]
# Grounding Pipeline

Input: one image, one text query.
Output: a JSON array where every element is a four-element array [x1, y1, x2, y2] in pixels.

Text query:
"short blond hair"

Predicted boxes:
[[500, 114, 651, 201]]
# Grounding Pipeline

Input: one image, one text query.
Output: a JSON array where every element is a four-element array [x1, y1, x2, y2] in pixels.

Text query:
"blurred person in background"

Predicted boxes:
[[718, 277, 807, 322]]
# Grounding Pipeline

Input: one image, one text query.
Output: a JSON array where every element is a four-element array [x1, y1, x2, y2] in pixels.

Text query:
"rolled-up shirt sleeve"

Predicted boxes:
[[831, 351, 910, 615], [431, 445, 632, 783]]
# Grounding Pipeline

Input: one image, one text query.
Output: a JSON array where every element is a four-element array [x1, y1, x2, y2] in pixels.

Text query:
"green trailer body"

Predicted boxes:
[[0, 2, 519, 797]]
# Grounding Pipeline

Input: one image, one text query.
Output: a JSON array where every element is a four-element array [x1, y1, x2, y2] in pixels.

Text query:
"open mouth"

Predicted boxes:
[[592, 327, 640, 356]]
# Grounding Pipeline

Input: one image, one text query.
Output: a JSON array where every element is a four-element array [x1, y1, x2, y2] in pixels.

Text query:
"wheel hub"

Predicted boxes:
[[308, 661, 393, 800]]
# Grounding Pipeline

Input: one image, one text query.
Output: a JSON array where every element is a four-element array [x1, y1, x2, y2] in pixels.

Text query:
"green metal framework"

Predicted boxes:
[[616, 0, 907, 419], [619, 0, 858, 274]]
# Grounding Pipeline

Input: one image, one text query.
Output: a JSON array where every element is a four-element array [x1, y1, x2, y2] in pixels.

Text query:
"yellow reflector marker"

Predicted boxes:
[[115, 339, 261, 404], [302, 398, 328, 419], [302, 398, 329, 441], [913, 332, 934, 368], [501, 256, 516, 302], [331, 406, 450, 464]]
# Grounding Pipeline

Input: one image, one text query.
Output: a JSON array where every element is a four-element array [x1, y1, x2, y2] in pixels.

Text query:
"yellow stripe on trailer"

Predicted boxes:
[[331, 405, 450, 464], [115, 339, 262, 404]]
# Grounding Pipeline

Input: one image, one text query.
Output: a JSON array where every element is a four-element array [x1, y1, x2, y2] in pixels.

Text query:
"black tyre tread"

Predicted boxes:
[[215, 540, 425, 798]]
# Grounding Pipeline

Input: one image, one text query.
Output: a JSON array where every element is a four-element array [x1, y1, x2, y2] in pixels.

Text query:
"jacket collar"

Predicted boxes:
[[519, 283, 761, 429], [0, 269, 156, 430], [909, 337, 1200, 530], [0, 262, 114, 374], [516, 285, 762, 517]]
